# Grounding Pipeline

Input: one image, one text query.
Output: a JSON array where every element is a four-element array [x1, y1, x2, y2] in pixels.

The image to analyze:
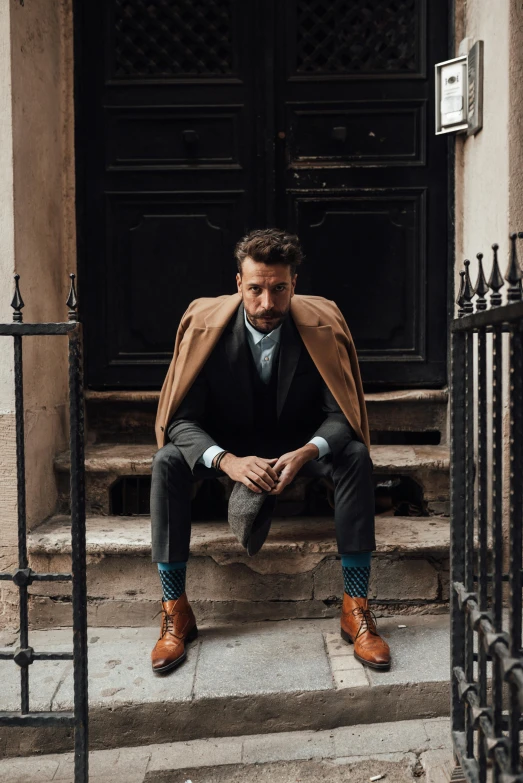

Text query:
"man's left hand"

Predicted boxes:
[[269, 443, 319, 495]]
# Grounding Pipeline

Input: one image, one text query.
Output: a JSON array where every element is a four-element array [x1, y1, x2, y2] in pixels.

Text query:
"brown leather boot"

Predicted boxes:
[[151, 593, 198, 674], [341, 593, 391, 671]]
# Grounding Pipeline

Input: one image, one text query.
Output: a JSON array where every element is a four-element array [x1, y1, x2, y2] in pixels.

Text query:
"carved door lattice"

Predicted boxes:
[[296, 0, 419, 74], [113, 0, 234, 78]]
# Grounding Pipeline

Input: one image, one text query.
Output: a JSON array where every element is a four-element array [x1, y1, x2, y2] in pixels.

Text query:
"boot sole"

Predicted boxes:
[[340, 628, 391, 671], [152, 625, 199, 675]]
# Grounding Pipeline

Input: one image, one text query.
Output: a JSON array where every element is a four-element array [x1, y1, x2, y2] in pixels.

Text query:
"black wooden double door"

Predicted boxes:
[[78, 0, 449, 389]]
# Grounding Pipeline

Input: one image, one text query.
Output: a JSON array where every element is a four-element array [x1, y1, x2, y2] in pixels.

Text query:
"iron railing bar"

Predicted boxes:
[[451, 300, 523, 330], [0, 652, 74, 661], [453, 667, 511, 774], [0, 323, 80, 336], [13, 331, 29, 716], [451, 328, 467, 739], [452, 730, 480, 783], [491, 322, 504, 781], [508, 323, 523, 772], [0, 573, 72, 582], [68, 325, 89, 783], [0, 712, 75, 726], [464, 330, 475, 757], [476, 325, 489, 783]]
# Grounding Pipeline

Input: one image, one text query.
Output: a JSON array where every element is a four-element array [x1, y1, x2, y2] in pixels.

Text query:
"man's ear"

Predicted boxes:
[[236, 272, 242, 293], [291, 274, 297, 296]]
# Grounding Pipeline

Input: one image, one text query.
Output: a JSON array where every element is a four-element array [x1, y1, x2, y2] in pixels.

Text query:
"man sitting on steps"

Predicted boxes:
[[150, 228, 391, 675]]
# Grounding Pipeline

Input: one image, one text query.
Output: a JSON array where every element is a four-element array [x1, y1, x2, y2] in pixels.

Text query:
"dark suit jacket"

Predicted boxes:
[[167, 304, 355, 470]]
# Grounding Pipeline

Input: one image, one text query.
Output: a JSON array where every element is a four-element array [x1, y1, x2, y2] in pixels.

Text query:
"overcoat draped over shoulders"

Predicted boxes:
[[155, 293, 370, 451]]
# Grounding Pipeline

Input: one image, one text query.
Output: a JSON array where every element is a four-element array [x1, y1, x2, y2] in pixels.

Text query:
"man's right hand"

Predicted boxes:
[[219, 454, 279, 493]]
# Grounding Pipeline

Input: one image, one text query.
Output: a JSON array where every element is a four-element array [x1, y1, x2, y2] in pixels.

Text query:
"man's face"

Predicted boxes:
[[236, 257, 297, 334]]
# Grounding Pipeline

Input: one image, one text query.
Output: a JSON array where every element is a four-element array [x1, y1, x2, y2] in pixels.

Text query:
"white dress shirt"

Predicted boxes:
[[198, 310, 330, 467]]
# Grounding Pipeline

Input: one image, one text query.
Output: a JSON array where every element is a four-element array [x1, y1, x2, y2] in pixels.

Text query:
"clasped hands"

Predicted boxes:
[[219, 443, 319, 496]]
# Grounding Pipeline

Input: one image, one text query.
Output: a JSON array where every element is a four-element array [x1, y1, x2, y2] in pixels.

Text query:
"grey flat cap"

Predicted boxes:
[[228, 482, 277, 556]]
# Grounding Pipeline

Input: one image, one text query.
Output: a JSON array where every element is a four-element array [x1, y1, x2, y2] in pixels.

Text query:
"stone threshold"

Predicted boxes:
[[0, 615, 451, 760]]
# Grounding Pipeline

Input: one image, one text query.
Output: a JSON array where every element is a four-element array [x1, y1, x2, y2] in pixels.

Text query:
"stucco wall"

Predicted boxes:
[[9, 0, 76, 528], [0, 1, 18, 625], [0, 0, 76, 626], [455, 0, 510, 291]]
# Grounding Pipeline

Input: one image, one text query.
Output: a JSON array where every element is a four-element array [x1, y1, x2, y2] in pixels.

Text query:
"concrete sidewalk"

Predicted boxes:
[[0, 614, 451, 758], [0, 717, 454, 783]]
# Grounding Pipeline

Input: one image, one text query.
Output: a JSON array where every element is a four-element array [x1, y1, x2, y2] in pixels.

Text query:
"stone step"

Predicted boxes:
[[54, 443, 450, 516], [85, 388, 448, 444], [0, 614, 451, 760], [27, 515, 450, 628], [0, 717, 453, 778]]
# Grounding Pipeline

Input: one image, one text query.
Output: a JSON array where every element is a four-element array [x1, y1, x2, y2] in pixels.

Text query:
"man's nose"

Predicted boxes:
[[261, 291, 274, 310]]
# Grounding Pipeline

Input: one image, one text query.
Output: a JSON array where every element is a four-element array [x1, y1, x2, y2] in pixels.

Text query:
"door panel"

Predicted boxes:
[[275, 0, 448, 386], [78, 0, 449, 388]]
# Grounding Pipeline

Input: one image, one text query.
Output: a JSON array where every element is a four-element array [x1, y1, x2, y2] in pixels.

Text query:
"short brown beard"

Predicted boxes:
[[246, 309, 289, 333]]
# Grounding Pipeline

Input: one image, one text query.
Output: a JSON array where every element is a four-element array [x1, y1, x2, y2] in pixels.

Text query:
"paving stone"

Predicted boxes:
[[364, 615, 450, 686], [193, 623, 333, 698], [148, 737, 242, 772], [242, 729, 335, 764], [421, 748, 455, 783], [332, 717, 430, 756], [332, 668, 369, 689], [51, 627, 198, 709], [0, 755, 60, 783], [0, 654, 72, 712], [423, 717, 452, 749]]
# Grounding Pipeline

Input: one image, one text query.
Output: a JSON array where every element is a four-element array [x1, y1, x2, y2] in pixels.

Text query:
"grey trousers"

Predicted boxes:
[[150, 440, 376, 563]]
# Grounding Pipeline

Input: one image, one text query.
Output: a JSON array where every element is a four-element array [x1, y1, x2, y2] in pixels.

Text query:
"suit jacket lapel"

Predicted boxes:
[[277, 314, 302, 419], [224, 303, 253, 428]]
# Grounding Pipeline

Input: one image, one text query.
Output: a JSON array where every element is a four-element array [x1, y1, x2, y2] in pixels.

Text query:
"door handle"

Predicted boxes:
[[331, 126, 347, 143], [182, 129, 199, 146]]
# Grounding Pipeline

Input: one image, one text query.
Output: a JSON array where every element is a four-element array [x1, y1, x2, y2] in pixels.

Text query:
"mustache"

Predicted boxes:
[[253, 310, 283, 319]]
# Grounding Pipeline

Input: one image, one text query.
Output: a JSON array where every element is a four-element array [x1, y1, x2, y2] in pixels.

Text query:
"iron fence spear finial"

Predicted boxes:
[[505, 233, 523, 302], [463, 260, 474, 314], [11, 274, 24, 323], [488, 244, 504, 307], [66, 274, 78, 322], [474, 253, 489, 311]]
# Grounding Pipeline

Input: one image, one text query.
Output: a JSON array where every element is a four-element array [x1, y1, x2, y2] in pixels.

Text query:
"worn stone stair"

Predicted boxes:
[[27, 514, 450, 628], [54, 442, 450, 516], [0, 614, 451, 760], [26, 388, 451, 628]]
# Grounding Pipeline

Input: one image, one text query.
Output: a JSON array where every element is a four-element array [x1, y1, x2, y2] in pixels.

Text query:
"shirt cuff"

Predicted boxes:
[[198, 444, 225, 469], [308, 436, 331, 460]]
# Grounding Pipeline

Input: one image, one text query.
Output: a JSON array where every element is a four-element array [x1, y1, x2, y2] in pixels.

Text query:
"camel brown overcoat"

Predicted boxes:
[[155, 293, 370, 452]]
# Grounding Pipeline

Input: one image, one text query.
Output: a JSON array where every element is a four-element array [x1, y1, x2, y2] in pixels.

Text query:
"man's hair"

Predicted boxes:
[[234, 228, 303, 275]]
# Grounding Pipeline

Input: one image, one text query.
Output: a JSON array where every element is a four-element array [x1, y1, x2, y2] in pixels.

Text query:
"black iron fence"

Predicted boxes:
[[451, 234, 523, 782], [0, 275, 88, 783]]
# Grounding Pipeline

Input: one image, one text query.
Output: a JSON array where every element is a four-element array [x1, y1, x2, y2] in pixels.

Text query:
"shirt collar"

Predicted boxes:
[[243, 308, 282, 346]]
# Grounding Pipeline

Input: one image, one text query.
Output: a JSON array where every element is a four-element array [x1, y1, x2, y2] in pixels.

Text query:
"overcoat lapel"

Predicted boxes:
[[277, 315, 301, 418], [224, 303, 253, 428]]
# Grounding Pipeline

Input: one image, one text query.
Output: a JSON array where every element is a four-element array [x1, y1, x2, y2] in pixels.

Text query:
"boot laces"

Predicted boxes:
[[154, 607, 181, 639], [351, 606, 378, 640]]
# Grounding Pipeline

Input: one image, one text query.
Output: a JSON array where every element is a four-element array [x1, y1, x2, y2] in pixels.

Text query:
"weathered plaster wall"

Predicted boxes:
[[0, 1, 18, 624], [455, 0, 510, 290], [9, 0, 76, 528]]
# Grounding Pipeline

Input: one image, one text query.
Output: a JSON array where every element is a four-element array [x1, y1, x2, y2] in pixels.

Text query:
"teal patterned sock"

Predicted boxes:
[[158, 561, 187, 601], [341, 552, 371, 598]]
